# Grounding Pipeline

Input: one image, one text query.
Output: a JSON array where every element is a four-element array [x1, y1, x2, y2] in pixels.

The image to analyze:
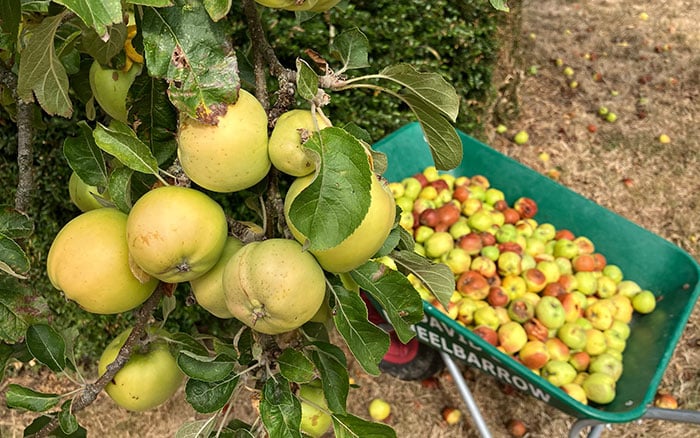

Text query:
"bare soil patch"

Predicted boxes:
[[2, 0, 699, 437]]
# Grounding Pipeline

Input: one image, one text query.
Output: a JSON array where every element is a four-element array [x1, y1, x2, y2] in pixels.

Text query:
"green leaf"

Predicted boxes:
[[329, 28, 370, 71], [489, 0, 510, 12], [310, 342, 348, 415], [5, 384, 60, 412], [392, 249, 454, 309], [23, 414, 87, 437], [93, 121, 160, 176], [278, 348, 315, 383], [401, 92, 463, 170], [203, 0, 232, 22], [185, 376, 238, 413], [331, 285, 389, 376], [174, 419, 216, 438], [287, 127, 372, 251], [127, 0, 174, 6], [129, 74, 178, 166], [259, 377, 302, 438], [212, 337, 238, 361], [0, 0, 21, 48], [350, 260, 423, 344], [79, 22, 128, 65], [16, 13, 72, 118], [19, 1, 51, 13], [332, 413, 396, 438], [141, 0, 240, 123], [379, 64, 460, 121], [0, 277, 49, 343], [0, 342, 14, 381], [63, 120, 108, 187], [372, 223, 401, 258], [0, 233, 30, 278], [52, 0, 122, 40], [58, 400, 79, 435], [295, 58, 319, 101], [107, 166, 134, 213], [167, 332, 209, 356], [26, 324, 66, 372], [177, 351, 235, 382]]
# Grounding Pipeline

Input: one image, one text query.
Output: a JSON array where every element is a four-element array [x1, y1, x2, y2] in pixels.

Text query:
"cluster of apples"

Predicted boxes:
[[389, 166, 658, 406]]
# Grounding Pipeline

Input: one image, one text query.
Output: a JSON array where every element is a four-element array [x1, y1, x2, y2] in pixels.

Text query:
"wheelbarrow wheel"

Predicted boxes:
[[379, 330, 444, 381]]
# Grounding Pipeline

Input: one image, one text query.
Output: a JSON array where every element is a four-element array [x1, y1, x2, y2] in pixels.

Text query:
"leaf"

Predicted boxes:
[[331, 285, 389, 376], [401, 92, 463, 170], [127, 0, 175, 6], [58, 400, 79, 435], [203, 0, 232, 22], [5, 384, 60, 412], [0, 0, 21, 47], [130, 74, 178, 166], [0, 342, 14, 381], [310, 342, 348, 415], [295, 58, 319, 101], [16, 13, 72, 118], [167, 332, 209, 356], [26, 324, 66, 372], [141, 0, 240, 123], [185, 376, 238, 413], [63, 120, 108, 187], [350, 260, 423, 344], [79, 22, 128, 65], [0, 233, 30, 278], [277, 348, 315, 383], [489, 0, 510, 12], [332, 413, 396, 438], [391, 249, 454, 309], [174, 419, 216, 438], [177, 351, 235, 382], [379, 64, 460, 121], [0, 278, 49, 343], [23, 415, 87, 437], [259, 377, 302, 438], [93, 121, 160, 176], [52, 0, 122, 40], [287, 127, 372, 251], [329, 28, 370, 71], [372, 223, 401, 258], [108, 166, 134, 213]]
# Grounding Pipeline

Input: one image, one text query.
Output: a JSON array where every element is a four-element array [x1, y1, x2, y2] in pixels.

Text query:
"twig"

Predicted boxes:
[[29, 285, 165, 438]]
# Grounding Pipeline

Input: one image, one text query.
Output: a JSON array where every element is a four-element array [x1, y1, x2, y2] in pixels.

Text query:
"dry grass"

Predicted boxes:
[[2, 0, 699, 437]]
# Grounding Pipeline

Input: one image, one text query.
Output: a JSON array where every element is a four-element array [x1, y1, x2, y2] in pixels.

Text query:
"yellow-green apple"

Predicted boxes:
[[268, 109, 330, 177], [471, 255, 497, 278], [298, 382, 332, 437], [401, 177, 423, 199], [518, 340, 550, 369], [541, 360, 577, 387], [68, 172, 109, 211], [589, 353, 623, 381], [575, 317, 593, 331], [223, 238, 326, 334], [126, 186, 228, 283], [561, 382, 588, 405], [521, 292, 541, 309], [574, 271, 599, 296], [457, 297, 479, 325], [573, 236, 595, 255], [47, 208, 158, 314], [413, 198, 435, 215], [98, 327, 184, 411], [554, 257, 574, 275], [424, 231, 455, 259], [632, 290, 657, 313], [557, 322, 588, 350], [495, 223, 518, 243], [608, 320, 631, 341], [418, 185, 438, 201], [524, 237, 546, 257], [560, 291, 586, 322], [89, 61, 141, 123], [368, 398, 391, 421], [603, 328, 627, 353], [178, 89, 270, 192], [498, 251, 523, 277], [449, 217, 471, 240], [535, 296, 566, 330], [617, 280, 642, 298], [596, 275, 618, 299], [609, 294, 634, 322], [473, 306, 500, 331], [602, 264, 624, 283], [442, 248, 472, 274], [481, 245, 501, 262], [255, 0, 319, 11], [285, 172, 395, 273], [484, 187, 505, 205], [414, 225, 435, 244], [189, 237, 244, 319], [399, 211, 414, 231], [585, 300, 614, 330], [498, 321, 528, 354], [394, 196, 413, 213], [520, 253, 537, 271], [553, 239, 579, 259], [494, 306, 511, 326], [467, 209, 494, 232], [507, 298, 535, 323], [537, 260, 561, 284], [461, 198, 482, 216], [533, 223, 556, 241]]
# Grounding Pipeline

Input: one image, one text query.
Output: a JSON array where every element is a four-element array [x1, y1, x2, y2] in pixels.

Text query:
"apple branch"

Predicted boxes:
[[30, 285, 165, 438], [0, 62, 35, 214]]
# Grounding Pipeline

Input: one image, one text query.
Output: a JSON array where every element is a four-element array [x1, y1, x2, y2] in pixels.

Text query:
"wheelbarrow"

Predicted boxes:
[[368, 122, 700, 437]]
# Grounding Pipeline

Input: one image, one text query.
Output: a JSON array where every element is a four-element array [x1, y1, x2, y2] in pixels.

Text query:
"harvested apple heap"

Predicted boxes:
[[389, 166, 658, 406]]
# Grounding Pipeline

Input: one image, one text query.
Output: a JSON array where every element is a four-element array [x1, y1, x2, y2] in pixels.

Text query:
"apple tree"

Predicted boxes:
[[0, 0, 508, 436]]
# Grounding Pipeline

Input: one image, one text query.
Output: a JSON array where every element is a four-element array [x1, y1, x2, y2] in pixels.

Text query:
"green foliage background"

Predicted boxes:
[[0, 0, 502, 361]]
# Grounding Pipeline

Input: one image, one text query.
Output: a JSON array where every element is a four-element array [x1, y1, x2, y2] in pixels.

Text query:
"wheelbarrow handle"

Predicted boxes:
[[569, 406, 700, 437], [440, 352, 492, 438]]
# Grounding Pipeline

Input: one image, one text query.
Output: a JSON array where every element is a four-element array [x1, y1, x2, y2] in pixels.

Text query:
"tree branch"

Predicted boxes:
[[30, 285, 165, 438], [0, 62, 35, 214]]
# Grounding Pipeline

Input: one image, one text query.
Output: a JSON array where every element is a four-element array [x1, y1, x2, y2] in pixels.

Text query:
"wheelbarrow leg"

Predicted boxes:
[[440, 352, 492, 438], [568, 419, 605, 438]]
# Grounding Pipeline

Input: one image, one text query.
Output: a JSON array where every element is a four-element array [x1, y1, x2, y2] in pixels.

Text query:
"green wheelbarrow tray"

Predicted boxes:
[[371, 122, 700, 424]]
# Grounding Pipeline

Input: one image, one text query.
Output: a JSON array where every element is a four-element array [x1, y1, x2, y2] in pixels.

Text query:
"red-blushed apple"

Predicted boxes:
[[457, 270, 490, 300], [555, 229, 575, 240], [535, 296, 566, 329], [524, 318, 550, 342], [499, 241, 525, 255], [457, 232, 483, 255], [569, 351, 591, 372], [518, 340, 550, 369], [413, 198, 436, 215], [589, 353, 623, 381], [572, 253, 597, 272], [545, 337, 571, 361], [506, 419, 528, 438], [522, 268, 548, 293], [513, 197, 538, 218], [442, 407, 462, 425], [561, 383, 588, 405], [654, 392, 679, 409], [498, 321, 528, 354], [488, 286, 510, 308], [436, 202, 461, 228], [541, 360, 577, 387], [632, 290, 657, 313], [583, 373, 616, 404], [452, 184, 469, 203], [558, 273, 578, 292], [470, 174, 490, 189], [593, 253, 607, 270], [419, 208, 440, 228], [471, 255, 497, 278], [472, 325, 499, 346], [560, 291, 585, 322], [474, 305, 500, 330], [573, 236, 595, 255], [503, 208, 521, 225]]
